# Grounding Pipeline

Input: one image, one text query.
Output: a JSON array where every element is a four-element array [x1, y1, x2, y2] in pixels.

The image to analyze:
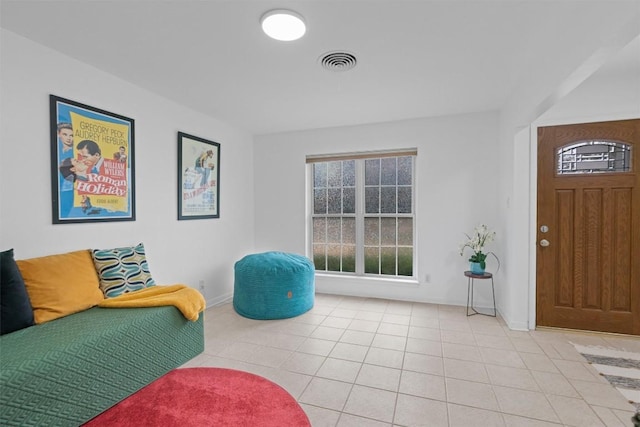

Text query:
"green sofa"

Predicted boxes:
[[0, 305, 204, 426]]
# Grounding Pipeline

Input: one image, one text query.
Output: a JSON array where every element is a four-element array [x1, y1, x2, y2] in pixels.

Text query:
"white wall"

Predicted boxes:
[[0, 30, 256, 306], [254, 112, 501, 307], [497, 30, 640, 330], [4, 12, 636, 329], [537, 58, 640, 125], [252, 13, 639, 326]]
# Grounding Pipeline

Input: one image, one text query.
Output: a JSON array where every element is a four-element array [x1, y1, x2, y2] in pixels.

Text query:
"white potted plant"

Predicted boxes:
[[459, 224, 498, 274]]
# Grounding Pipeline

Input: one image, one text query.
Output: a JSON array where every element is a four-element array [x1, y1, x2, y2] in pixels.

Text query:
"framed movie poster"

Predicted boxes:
[[178, 132, 220, 220], [50, 95, 135, 224]]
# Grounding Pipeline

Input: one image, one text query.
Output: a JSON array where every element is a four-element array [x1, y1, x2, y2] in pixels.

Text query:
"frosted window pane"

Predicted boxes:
[[313, 163, 326, 187], [343, 188, 355, 213], [398, 187, 412, 213], [380, 247, 396, 275], [342, 245, 355, 273], [365, 247, 379, 274], [327, 244, 341, 271], [313, 245, 326, 270], [343, 160, 355, 186], [365, 187, 380, 213], [314, 189, 327, 214], [327, 218, 341, 243], [364, 217, 379, 245], [576, 160, 608, 170], [381, 157, 396, 185], [310, 154, 415, 278], [398, 218, 413, 245], [381, 218, 396, 245], [328, 161, 342, 187], [398, 156, 412, 185], [313, 218, 326, 243], [398, 247, 413, 276], [342, 218, 356, 244], [365, 159, 380, 185], [380, 187, 396, 213], [328, 188, 342, 214], [611, 150, 626, 160]]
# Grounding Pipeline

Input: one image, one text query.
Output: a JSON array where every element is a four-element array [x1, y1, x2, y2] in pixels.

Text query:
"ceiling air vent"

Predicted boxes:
[[319, 51, 357, 72]]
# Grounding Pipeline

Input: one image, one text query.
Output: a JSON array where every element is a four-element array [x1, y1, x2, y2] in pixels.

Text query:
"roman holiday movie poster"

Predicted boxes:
[[50, 95, 135, 223]]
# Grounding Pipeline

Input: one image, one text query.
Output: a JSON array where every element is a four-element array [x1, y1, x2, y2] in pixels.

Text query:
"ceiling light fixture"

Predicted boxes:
[[260, 9, 306, 41]]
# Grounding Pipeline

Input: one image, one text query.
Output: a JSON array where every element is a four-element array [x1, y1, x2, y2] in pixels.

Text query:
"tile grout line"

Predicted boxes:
[[201, 297, 637, 426]]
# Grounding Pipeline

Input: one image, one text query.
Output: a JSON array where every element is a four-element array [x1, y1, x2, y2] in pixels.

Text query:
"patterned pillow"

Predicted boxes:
[[92, 243, 156, 298]]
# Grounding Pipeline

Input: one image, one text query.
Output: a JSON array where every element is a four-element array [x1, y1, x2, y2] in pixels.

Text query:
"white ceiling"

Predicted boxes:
[[2, 0, 639, 135]]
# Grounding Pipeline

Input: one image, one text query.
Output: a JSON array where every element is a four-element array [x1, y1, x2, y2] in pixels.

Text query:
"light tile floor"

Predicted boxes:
[[183, 294, 639, 426]]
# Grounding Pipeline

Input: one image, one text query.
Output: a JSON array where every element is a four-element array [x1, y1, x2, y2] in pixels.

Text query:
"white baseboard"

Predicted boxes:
[[207, 290, 532, 331], [206, 292, 232, 307], [501, 315, 530, 331]]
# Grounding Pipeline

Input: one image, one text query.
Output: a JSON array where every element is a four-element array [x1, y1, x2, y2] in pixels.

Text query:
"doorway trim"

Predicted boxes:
[[525, 113, 639, 331]]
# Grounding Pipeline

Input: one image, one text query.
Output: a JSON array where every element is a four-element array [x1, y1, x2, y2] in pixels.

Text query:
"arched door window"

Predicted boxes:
[[557, 140, 632, 174]]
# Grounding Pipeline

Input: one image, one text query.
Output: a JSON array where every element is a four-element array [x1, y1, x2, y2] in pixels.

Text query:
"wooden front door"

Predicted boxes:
[[536, 119, 640, 335]]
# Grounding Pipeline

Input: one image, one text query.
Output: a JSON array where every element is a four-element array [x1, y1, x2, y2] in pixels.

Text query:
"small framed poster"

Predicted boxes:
[[50, 95, 135, 224], [178, 132, 220, 220]]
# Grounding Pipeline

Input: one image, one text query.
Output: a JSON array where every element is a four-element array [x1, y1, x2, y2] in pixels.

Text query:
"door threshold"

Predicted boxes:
[[535, 325, 638, 338]]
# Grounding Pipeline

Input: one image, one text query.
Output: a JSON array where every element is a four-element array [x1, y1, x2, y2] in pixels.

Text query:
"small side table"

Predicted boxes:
[[464, 271, 496, 317]]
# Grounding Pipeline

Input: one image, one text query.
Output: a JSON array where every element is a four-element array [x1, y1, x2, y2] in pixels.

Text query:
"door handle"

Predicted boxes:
[[540, 239, 550, 247]]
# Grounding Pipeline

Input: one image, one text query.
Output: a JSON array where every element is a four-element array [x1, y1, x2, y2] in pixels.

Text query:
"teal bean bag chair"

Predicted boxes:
[[233, 252, 315, 320]]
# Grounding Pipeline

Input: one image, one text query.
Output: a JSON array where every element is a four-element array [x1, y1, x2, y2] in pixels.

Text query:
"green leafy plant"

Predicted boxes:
[[459, 224, 496, 270]]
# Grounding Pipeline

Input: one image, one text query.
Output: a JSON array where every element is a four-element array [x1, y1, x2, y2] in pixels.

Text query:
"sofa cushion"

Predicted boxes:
[[0, 249, 35, 334], [16, 249, 104, 324], [92, 243, 156, 298], [0, 306, 204, 426]]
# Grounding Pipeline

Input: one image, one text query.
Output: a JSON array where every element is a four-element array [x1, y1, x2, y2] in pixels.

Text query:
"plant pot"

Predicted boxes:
[[470, 262, 485, 274]]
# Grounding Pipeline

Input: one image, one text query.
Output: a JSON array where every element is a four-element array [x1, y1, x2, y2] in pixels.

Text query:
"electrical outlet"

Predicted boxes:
[[198, 280, 205, 294], [425, 274, 431, 283]]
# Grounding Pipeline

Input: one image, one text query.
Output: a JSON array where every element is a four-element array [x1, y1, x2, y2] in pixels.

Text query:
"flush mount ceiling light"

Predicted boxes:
[[260, 9, 306, 41]]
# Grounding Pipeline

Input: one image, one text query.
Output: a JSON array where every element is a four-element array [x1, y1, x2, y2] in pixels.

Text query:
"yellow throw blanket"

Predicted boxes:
[[98, 284, 206, 321]]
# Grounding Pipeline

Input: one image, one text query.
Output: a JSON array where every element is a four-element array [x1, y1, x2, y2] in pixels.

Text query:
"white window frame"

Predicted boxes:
[[306, 149, 417, 280]]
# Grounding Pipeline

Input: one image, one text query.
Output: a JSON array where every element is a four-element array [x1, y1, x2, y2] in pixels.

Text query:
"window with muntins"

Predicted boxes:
[[309, 150, 416, 278]]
